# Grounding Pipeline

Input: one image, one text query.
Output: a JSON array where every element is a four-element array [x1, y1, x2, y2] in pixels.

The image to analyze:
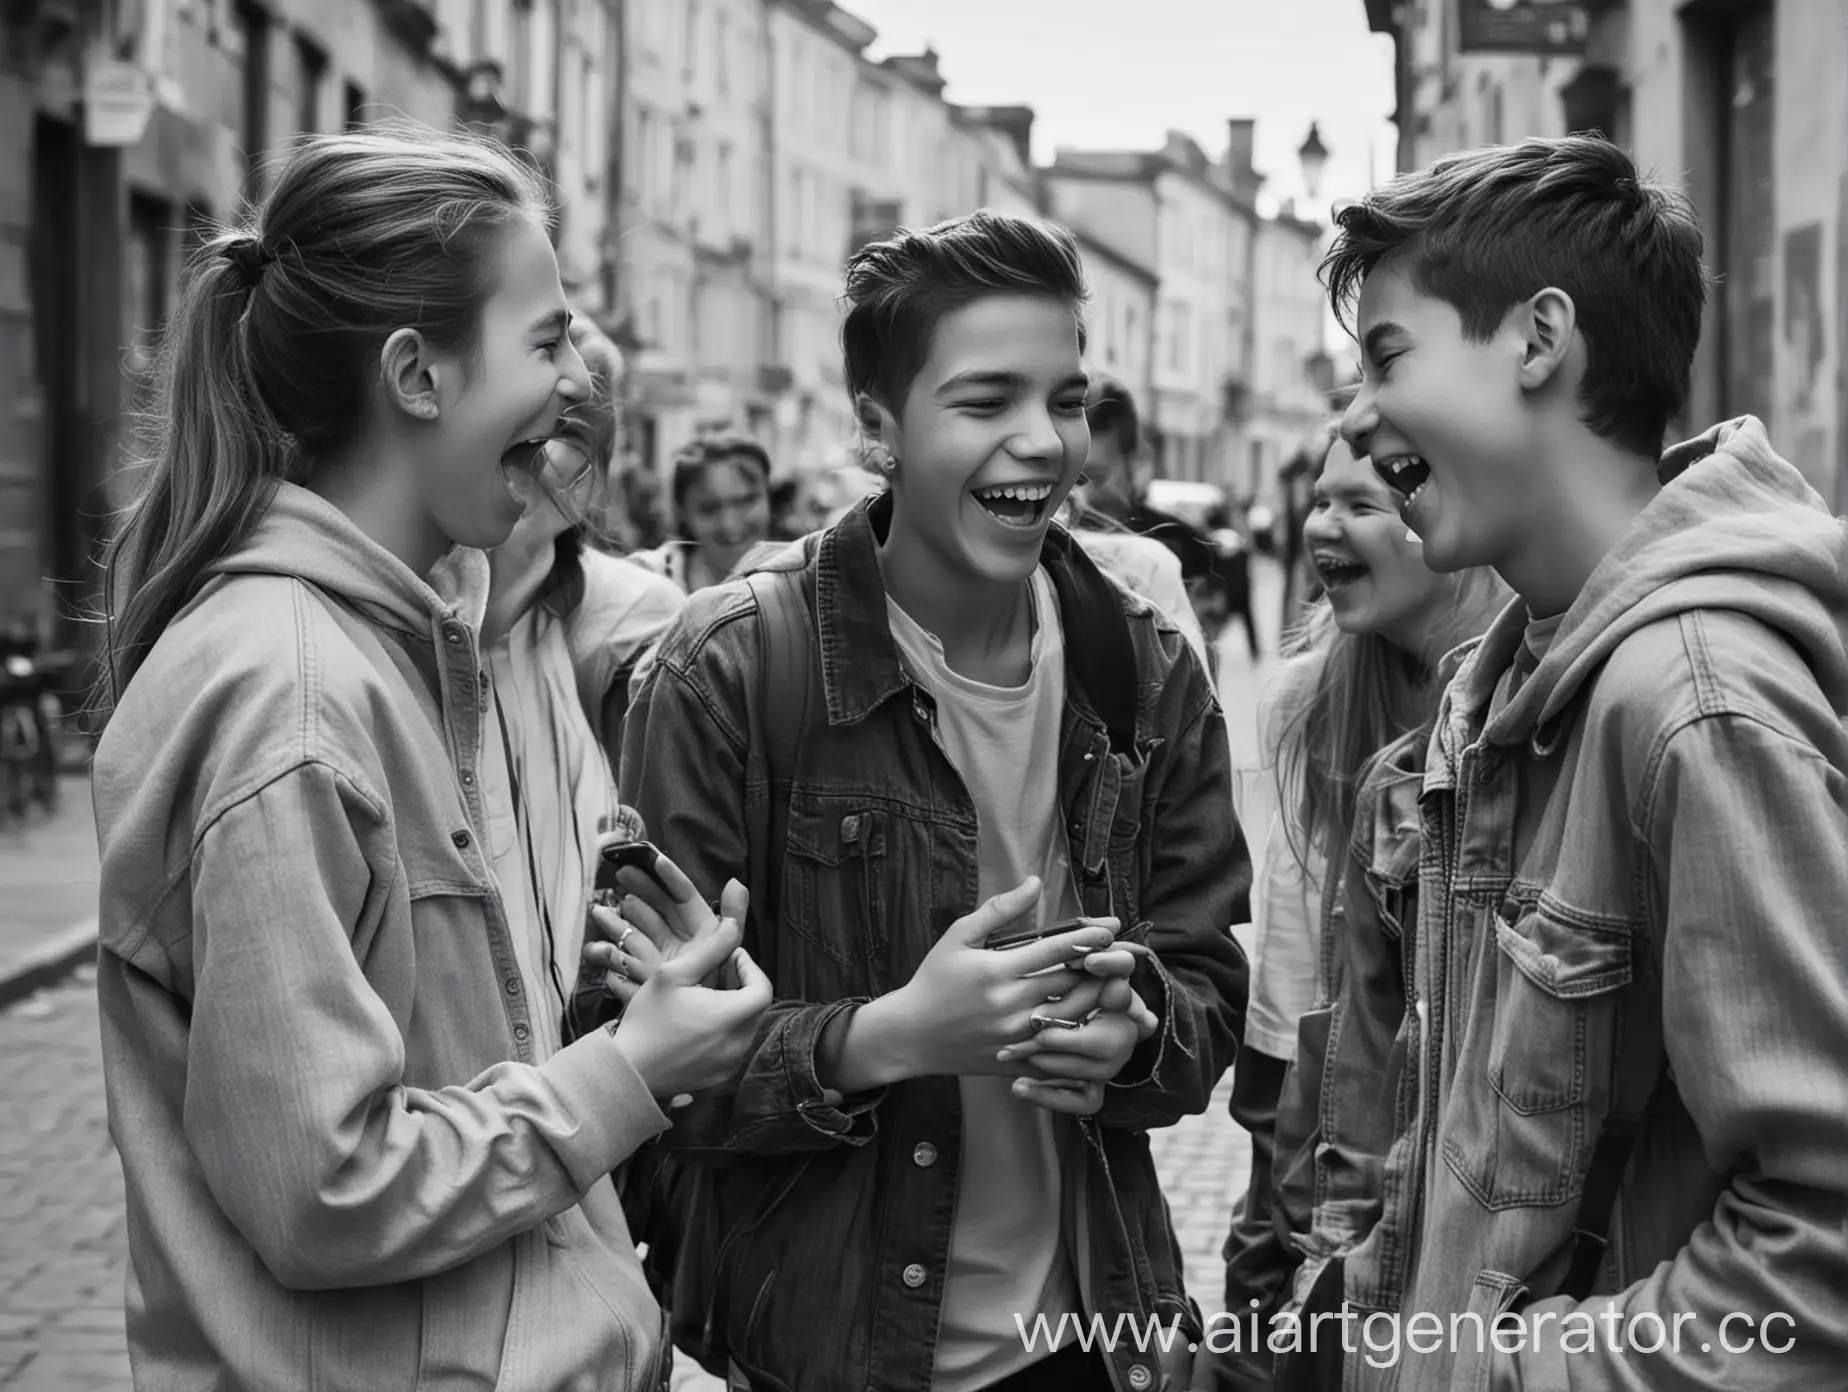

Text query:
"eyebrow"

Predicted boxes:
[[1313, 478, 1385, 504], [934, 370, 1090, 397], [1361, 322, 1406, 362], [529, 309, 571, 338]]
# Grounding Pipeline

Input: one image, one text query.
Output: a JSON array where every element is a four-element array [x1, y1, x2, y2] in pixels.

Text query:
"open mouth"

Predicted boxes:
[[1313, 551, 1370, 591], [1373, 454, 1431, 510], [500, 435, 554, 477], [970, 480, 1055, 530]]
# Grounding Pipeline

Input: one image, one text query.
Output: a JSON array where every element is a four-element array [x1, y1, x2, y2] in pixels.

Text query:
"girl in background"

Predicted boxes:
[[1207, 427, 1505, 1391], [631, 431, 774, 592]]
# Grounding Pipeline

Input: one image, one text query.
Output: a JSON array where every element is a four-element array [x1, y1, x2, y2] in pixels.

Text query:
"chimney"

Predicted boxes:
[[1225, 117, 1256, 174], [971, 105, 1035, 169]]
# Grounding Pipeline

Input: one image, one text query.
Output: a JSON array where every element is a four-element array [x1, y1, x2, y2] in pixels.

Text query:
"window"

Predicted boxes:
[[344, 79, 365, 130], [294, 34, 326, 135], [124, 193, 173, 379], [684, 0, 699, 86], [234, 0, 272, 202], [716, 11, 730, 96]]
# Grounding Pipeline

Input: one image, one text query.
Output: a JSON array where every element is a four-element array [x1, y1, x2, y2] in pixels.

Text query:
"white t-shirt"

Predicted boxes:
[[884, 567, 1084, 1392]]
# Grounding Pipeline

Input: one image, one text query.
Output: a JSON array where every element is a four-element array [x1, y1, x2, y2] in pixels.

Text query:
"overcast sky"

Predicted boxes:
[[844, 0, 1399, 219]]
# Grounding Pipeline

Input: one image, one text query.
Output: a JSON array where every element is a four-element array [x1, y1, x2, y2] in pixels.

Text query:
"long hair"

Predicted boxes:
[[96, 123, 549, 719], [1273, 428, 1509, 869], [540, 320, 624, 619]]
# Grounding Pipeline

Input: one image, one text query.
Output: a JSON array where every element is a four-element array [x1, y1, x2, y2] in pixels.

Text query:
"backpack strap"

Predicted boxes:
[[741, 567, 814, 935], [1046, 541, 1139, 756], [1556, 944, 1669, 1301]]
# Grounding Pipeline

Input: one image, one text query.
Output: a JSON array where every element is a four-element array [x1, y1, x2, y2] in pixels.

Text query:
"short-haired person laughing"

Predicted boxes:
[[605, 210, 1251, 1392]]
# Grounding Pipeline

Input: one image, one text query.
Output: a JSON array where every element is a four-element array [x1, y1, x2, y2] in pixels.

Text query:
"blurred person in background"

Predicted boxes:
[[1058, 375, 1211, 671], [631, 431, 773, 592], [1203, 427, 1504, 1390]]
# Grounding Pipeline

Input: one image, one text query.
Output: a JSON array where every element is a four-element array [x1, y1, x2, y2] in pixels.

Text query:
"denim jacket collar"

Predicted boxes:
[[816, 492, 1138, 752]]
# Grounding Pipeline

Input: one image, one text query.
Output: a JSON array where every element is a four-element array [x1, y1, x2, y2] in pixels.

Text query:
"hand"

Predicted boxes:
[[611, 903, 772, 1100], [585, 857, 744, 999], [1000, 968, 1161, 1117], [883, 879, 1119, 1079]]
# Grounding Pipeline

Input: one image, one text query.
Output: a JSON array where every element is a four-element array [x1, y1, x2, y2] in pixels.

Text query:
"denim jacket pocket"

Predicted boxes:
[[1443, 903, 1632, 1210], [782, 801, 888, 972]]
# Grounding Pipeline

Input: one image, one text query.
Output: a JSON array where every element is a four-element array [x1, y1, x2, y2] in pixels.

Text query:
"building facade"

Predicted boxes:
[[1045, 128, 1269, 490], [1073, 226, 1157, 412], [1245, 207, 1330, 498], [1367, 0, 1848, 508]]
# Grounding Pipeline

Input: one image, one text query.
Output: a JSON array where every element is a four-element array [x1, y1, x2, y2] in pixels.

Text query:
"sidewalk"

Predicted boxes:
[[0, 776, 100, 1006]]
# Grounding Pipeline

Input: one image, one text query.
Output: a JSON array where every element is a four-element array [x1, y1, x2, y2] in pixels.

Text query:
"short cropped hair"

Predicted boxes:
[[1320, 135, 1706, 458], [1084, 373, 1140, 457], [841, 209, 1089, 415]]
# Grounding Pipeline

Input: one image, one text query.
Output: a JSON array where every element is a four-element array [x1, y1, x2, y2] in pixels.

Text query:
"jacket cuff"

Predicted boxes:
[[789, 999, 886, 1143], [543, 1024, 673, 1178], [1108, 947, 1187, 1091]]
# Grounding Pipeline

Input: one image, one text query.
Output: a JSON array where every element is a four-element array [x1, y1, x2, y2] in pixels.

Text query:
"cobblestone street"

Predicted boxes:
[[0, 581, 1280, 1391]]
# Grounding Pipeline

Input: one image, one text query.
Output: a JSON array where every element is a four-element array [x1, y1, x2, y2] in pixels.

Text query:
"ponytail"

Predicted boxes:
[[89, 124, 549, 723], [96, 239, 291, 718]]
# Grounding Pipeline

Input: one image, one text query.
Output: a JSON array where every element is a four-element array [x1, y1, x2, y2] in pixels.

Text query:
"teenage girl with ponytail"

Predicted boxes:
[[91, 125, 767, 1391]]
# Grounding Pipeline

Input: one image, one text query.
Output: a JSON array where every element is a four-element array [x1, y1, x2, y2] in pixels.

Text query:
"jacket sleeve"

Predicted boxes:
[[617, 626, 888, 1160], [1092, 669, 1251, 1131], [1489, 712, 1848, 1388], [171, 762, 670, 1292]]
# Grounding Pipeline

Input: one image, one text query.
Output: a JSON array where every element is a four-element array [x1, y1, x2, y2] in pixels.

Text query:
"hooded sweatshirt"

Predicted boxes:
[[93, 483, 670, 1392], [1298, 418, 1848, 1390]]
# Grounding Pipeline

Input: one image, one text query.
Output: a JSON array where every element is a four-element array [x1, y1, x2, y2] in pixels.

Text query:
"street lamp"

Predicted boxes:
[[1297, 121, 1330, 206]]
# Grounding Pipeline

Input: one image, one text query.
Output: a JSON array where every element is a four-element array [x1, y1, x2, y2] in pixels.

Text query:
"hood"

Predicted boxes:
[[207, 482, 489, 640], [1479, 417, 1848, 745]]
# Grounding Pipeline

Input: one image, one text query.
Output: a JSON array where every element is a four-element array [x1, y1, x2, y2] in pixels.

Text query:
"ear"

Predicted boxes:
[[380, 328, 442, 421], [854, 392, 900, 468], [1517, 287, 1577, 394]]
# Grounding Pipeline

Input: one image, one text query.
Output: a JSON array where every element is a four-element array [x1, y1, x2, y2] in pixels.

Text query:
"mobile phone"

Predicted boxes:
[[596, 839, 668, 895], [986, 915, 1094, 952]]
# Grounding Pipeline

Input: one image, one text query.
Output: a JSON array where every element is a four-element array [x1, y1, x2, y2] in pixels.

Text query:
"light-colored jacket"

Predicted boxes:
[[1301, 418, 1848, 1389], [93, 484, 671, 1391]]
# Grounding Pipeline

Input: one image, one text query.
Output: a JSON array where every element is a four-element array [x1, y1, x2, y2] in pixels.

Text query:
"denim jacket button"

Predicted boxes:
[[443, 625, 464, 646], [451, 829, 472, 850], [901, 1263, 927, 1288], [912, 1142, 937, 1168], [1127, 1363, 1153, 1390]]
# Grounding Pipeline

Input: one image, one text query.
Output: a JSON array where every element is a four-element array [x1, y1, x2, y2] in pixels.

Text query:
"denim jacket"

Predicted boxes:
[[617, 492, 1251, 1392], [1297, 419, 1848, 1390], [93, 485, 670, 1392]]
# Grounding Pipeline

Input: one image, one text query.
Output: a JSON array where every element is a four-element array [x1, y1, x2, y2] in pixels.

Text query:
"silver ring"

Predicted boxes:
[[616, 925, 635, 954]]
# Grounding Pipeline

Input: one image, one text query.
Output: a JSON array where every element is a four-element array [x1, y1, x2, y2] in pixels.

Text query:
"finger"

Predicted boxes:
[[724, 946, 774, 1009], [1017, 1051, 1119, 1081], [647, 851, 706, 907], [1080, 947, 1138, 979], [719, 878, 750, 926], [586, 904, 629, 946], [660, 915, 744, 985], [1017, 1016, 1139, 1064], [614, 865, 682, 924], [615, 894, 679, 954], [605, 971, 641, 1005], [998, 967, 1086, 1008], [1008, 923, 1118, 976], [950, 877, 1043, 946], [1095, 977, 1134, 1013], [1130, 995, 1160, 1040], [1011, 1078, 1104, 1115]]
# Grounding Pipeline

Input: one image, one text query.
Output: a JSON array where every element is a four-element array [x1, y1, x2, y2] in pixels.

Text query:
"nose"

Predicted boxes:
[[557, 336, 591, 403], [1007, 407, 1062, 462], [1302, 503, 1340, 547], [1340, 384, 1377, 457]]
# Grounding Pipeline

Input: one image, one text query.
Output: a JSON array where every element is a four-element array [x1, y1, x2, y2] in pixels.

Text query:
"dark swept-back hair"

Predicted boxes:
[[669, 429, 772, 524], [99, 122, 550, 715], [1320, 134, 1706, 458], [841, 209, 1089, 416], [1084, 373, 1141, 457]]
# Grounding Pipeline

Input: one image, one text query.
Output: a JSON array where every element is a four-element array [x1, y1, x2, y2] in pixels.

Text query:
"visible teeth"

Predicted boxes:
[[976, 482, 1053, 501]]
